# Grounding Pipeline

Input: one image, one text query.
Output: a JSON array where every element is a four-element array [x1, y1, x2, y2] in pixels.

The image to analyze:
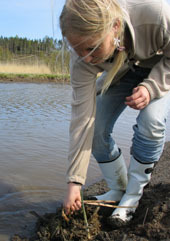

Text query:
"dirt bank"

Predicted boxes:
[[12, 142, 170, 241], [0, 73, 70, 84]]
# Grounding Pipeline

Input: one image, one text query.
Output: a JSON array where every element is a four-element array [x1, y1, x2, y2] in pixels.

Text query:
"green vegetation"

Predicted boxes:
[[0, 35, 70, 74], [0, 72, 70, 83]]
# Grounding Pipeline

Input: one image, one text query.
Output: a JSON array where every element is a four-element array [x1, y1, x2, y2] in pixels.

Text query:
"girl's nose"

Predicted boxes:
[[83, 55, 93, 63], [80, 50, 93, 63]]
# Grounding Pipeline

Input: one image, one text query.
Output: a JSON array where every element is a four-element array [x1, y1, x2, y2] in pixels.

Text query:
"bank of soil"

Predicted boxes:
[[0, 74, 70, 84], [12, 142, 170, 241]]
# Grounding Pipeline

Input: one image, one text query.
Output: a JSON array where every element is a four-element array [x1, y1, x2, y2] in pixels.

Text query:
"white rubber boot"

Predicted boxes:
[[95, 150, 128, 202], [108, 156, 155, 226]]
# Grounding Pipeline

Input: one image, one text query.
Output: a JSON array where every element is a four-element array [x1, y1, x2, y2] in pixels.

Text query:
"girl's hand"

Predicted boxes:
[[125, 86, 150, 110], [64, 182, 82, 214]]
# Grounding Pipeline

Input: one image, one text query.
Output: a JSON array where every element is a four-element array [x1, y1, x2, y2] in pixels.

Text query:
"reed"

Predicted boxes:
[[0, 72, 70, 83], [0, 62, 52, 74]]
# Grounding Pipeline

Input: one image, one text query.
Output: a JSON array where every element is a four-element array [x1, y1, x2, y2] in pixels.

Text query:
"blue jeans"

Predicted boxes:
[[92, 66, 170, 164]]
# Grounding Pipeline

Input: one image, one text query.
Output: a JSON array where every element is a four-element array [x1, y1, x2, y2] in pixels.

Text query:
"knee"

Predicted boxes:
[[136, 109, 166, 140], [92, 130, 119, 162]]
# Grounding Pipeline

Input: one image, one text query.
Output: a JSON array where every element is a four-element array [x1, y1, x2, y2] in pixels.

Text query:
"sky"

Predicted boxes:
[[0, 0, 65, 40], [0, 0, 170, 41]]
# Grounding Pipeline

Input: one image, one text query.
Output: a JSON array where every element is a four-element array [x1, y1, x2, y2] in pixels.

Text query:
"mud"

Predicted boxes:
[[12, 142, 170, 241]]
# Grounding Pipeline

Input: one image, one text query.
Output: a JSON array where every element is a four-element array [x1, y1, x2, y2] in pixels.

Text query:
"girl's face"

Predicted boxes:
[[67, 31, 116, 64]]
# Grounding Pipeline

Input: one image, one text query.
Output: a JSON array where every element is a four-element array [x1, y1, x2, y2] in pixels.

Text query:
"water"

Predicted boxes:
[[0, 82, 170, 240]]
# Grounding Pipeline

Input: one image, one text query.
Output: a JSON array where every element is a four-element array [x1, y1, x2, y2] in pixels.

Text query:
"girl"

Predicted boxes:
[[60, 0, 170, 226]]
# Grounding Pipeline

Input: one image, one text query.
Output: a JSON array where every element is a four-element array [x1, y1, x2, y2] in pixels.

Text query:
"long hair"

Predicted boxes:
[[60, 0, 127, 93]]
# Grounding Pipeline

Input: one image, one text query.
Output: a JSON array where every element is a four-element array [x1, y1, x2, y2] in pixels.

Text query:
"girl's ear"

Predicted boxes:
[[113, 19, 121, 33]]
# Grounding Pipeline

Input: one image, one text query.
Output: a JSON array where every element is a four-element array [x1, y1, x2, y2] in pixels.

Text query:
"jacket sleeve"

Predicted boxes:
[[66, 53, 100, 185], [139, 2, 170, 100]]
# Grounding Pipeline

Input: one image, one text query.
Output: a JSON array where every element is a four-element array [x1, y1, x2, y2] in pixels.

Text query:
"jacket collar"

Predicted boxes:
[[118, 0, 135, 58]]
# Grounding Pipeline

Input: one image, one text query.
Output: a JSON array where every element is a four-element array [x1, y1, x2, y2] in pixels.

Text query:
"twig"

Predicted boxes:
[[93, 206, 100, 216], [84, 201, 137, 209], [143, 208, 149, 226], [51, 225, 60, 239], [84, 200, 117, 203], [122, 234, 127, 241], [81, 191, 91, 240], [62, 209, 69, 223], [60, 225, 67, 241]]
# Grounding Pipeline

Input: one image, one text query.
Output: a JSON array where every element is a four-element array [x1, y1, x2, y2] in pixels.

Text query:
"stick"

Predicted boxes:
[[84, 202, 137, 209], [143, 208, 149, 226], [81, 191, 91, 239], [62, 209, 69, 223], [84, 200, 117, 203]]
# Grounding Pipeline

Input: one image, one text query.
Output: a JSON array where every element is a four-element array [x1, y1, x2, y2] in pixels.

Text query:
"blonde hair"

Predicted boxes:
[[60, 0, 127, 93]]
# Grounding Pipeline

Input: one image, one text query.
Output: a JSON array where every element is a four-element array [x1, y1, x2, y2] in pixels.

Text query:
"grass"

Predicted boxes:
[[0, 63, 52, 74], [0, 62, 70, 83], [0, 72, 70, 83]]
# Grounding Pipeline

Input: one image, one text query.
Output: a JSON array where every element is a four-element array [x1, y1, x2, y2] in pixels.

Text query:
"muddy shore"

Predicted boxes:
[[12, 142, 170, 241], [0, 74, 70, 84]]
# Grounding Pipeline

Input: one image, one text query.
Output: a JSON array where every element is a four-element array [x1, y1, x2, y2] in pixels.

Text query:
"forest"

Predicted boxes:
[[0, 35, 70, 74]]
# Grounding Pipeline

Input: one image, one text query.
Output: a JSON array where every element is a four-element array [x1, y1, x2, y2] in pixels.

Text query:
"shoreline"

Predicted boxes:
[[0, 73, 70, 83]]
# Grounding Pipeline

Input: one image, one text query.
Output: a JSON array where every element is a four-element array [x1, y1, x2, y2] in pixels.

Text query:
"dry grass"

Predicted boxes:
[[0, 62, 52, 74]]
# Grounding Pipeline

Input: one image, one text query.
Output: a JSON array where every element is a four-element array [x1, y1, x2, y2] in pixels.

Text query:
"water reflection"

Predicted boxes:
[[0, 82, 170, 239]]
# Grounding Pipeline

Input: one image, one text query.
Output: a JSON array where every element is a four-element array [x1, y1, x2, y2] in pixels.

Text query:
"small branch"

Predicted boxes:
[[143, 208, 149, 226], [84, 200, 117, 203], [81, 191, 91, 240], [84, 201, 137, 209], [62, 209, 69, 223]]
